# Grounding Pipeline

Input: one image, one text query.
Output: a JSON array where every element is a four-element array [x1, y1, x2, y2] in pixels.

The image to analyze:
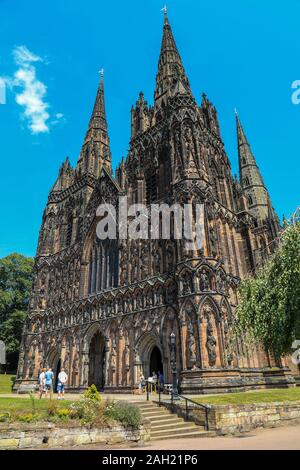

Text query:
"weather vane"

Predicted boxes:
[[161, 4, 167, 16]]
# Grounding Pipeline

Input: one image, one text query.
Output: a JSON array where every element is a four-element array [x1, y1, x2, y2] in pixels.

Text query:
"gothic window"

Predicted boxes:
[[247, 194, 253, 206], [88, 240, 119, 295], [146, 172, 157, 205], [66, 215, 73, 246], [243, 176, 250, 187]]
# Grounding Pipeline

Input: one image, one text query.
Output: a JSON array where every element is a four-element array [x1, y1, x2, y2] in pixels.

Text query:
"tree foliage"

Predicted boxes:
[[235, 223, 300, 358], [0, 253, 33, 369]]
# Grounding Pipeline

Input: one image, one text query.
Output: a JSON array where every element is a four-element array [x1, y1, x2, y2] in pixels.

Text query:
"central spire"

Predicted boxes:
[[76, 71, 112, 177], [154, 10, 191, 104]]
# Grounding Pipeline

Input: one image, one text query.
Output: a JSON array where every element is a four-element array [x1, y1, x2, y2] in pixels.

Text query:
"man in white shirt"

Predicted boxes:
[[57, 368, 68, 400], [38, 368, 46, 399]]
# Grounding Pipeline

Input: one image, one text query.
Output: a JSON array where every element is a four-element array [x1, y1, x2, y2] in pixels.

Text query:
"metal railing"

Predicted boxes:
[[146, 380, 211, 431]]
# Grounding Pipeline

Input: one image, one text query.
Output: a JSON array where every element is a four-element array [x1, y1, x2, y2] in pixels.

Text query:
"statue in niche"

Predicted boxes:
[[209, 226, 218, 257], [216, 271, 226, 293], [153, 248, 161, 274], [187, 319, 197, 368], [174, 128, 182, 162], [73, 352, 79, 374], [110, 343, 116, 370], [200, 270, 210, 291], [124, 340, 130, 370], [206, 319, 217, 367], [182, 273, 192, 294], [29, 353, 35, 377], [184, 125, 195, 163]]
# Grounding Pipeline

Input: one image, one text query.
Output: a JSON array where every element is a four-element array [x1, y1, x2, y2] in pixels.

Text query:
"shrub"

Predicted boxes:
[[105, 401, 141, 429], [47, 401, 58, 417], [84, 384, 101, 402], [16, 413, 38, 423], [0, 412, 11, 422], [69, 398, 100, 425], [55, 408, 71, 421]]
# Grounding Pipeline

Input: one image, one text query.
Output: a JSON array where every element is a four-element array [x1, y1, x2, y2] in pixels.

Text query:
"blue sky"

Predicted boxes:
[[0, 0, 299, 258]]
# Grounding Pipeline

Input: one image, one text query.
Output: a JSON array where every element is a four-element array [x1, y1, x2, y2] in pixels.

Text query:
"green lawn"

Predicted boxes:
[[0, 374, 15, 394], [0, 397, 73, 412], [195, 387, 300, 406]]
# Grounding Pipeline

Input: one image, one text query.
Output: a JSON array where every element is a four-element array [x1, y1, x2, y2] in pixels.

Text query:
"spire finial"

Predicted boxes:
[[234, 107, 238, 116], [161, 4, 168, 22], [99, 68, 104, 81]]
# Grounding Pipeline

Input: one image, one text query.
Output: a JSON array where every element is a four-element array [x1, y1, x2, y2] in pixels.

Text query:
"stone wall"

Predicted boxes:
[[191, 401, 300, 435], [0, 422, 150, 449]]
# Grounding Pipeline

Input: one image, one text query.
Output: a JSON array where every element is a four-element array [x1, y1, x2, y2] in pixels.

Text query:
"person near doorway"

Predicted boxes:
[[139, 374, 145, 393], [151, 371, 157, 393], [57, 368, 68, 399], [44, 367, 54, 397], [38, 368, 46, 399], [158, 371, 164, 392]]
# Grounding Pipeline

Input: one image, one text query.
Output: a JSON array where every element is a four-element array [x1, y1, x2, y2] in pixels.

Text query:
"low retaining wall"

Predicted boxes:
[[191, 401, 300, 434], [0, 422, 150, 449]]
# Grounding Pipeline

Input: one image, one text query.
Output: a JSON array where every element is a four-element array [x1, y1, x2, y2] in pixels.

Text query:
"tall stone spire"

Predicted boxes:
[[236, 111, 272, 224], [76, 72, 112, 177], [154, 11, 191, 104]]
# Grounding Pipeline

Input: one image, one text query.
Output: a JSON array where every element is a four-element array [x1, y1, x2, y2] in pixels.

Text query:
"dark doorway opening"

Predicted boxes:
[[88, 332, 105, 391], [54, 359, 61, 393], [150, 346, 163, 377]]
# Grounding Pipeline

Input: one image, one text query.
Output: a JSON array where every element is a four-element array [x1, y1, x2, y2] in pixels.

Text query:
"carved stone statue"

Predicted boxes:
[[200, 270, 210, 291], [206, 319, 217, 367]]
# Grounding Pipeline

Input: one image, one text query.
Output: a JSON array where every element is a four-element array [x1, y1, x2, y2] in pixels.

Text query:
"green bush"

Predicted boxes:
[[55, 408, 71, 421], [105, 401, 141, 429], [47, 401, 58, 416], [84, 384, 101, 402], [0, 412, 11, 422], [70, 398, 100, 424], [16, 413, 38, 423]]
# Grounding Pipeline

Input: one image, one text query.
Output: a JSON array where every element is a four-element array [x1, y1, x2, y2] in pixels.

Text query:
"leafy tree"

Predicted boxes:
[[235, 223, 300, 359], [0, 253, 33, 370]]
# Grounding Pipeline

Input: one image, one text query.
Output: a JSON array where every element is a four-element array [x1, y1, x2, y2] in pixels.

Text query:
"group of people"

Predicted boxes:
[[38, 367, 68, 399], [139, 371, 164, 393]]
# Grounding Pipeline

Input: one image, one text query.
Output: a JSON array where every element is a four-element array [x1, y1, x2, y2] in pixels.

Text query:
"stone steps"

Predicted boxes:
[[131, 400, 215, 441]]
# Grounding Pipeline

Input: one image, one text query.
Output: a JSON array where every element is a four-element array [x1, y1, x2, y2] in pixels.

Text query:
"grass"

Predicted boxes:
[[0, 397, 73, 413], [0, 374, 15, 394], [195, 388, 300, 406]]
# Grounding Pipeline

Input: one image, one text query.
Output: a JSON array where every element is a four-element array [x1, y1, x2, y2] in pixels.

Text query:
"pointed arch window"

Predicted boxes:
[[243, 176, 250, 187], [66, 215, 73, 246]]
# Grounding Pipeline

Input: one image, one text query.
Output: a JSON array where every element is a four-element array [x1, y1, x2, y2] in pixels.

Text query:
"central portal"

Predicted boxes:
[[149, 346, 163, 377], [88, 332, 105, 390]]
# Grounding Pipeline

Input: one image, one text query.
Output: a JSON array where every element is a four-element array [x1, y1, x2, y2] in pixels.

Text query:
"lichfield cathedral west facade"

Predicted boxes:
[[15, 14, 296, 393]]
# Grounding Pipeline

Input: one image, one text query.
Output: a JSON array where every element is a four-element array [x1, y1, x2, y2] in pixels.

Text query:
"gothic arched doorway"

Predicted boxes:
[[88, 331, 105, 390], [150, 346, 163, 377], [54, 359, 61, 393]]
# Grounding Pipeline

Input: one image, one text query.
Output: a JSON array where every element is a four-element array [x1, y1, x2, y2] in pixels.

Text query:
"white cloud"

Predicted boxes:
[[12, 45, 50, 134]]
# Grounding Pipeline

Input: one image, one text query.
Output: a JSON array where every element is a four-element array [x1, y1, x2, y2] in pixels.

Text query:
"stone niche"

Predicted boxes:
[[0, 422, 151, 449]]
